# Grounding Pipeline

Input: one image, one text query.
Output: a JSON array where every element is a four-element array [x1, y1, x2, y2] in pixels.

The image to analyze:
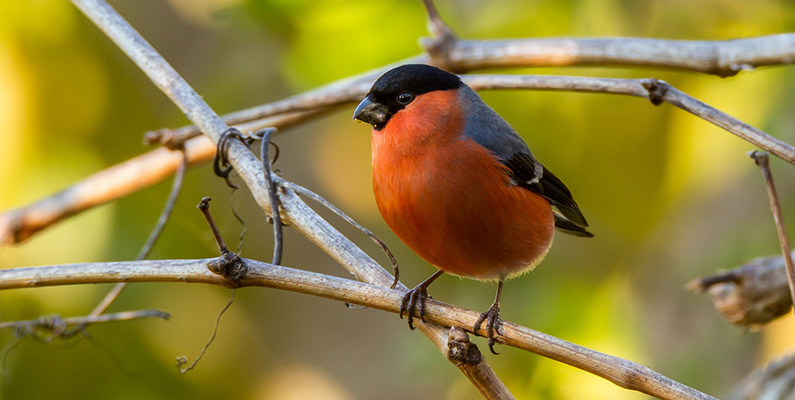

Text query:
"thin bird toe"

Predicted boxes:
[[474, 304, 502, 355], [400, 286, 429, 330]]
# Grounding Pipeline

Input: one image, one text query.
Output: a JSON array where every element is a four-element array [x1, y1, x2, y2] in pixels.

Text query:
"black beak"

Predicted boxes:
[[353, 95, 389, 129]]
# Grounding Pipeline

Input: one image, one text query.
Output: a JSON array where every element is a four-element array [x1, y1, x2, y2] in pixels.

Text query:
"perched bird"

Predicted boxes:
[[353, 64, 591, 353]]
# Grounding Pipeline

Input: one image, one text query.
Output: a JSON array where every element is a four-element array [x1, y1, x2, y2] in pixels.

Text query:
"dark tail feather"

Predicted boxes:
[[554, 214, 593, 237]]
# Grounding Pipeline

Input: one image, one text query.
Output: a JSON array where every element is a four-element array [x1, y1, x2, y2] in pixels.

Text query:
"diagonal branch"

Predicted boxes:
[[0, 259, 716, 400], [748, 151, 795, 313]]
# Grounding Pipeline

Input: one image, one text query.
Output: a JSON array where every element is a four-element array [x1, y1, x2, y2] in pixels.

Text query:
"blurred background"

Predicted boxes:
[[1, 0, 795, 399]]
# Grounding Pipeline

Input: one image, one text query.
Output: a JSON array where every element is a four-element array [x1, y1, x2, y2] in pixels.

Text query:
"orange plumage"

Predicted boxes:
[[353, 64, 590, 353], [372, 90, 554, 281]]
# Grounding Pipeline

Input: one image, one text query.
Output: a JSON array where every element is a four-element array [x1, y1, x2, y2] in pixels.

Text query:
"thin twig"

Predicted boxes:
[[255, 128, 284, 265], [197, 197, 230, 254], [137, 148, 189, 260], [0, 310, 170, 331], [0, 260, 716, 400], [212, 127, 259, 254], [749, 151, 795, 315], [278, 177, 399, 289], [176, 291, 235, 374], [197, 198, 247, 283]]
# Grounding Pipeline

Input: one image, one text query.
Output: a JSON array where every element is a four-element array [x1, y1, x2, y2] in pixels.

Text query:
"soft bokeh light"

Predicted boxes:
[[1, 1, 794, 399]]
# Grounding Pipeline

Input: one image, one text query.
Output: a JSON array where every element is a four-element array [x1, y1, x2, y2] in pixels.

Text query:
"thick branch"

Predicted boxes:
[[0, 260, 716, 400]]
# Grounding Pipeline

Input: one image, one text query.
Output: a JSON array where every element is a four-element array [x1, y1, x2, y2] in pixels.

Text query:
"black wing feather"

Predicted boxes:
[[553, 214, 593, 237], [504, 152, 590, 233]]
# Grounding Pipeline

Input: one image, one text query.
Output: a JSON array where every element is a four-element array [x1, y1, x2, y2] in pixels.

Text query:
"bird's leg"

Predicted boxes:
[[474, 280, 504, 355], [400, 270, 444, 330]]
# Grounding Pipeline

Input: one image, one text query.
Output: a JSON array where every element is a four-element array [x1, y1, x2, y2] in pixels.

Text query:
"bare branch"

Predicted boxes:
[[443, 34, 795, 77], [0, 260, 716, 400], [420, 0, 453, 41], [0, 309, 169, 338], [688, 253, 793, 327], [748, 151, 795, 313], [0, 137, 211, 246]]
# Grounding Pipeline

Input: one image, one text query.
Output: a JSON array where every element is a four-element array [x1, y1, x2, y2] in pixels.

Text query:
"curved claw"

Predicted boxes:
[[473, 303, 502, 355], [399, 285, 429, 330], [399, 271, 444, 330]]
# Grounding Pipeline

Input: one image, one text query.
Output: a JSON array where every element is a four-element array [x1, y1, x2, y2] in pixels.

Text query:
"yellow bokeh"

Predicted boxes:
[[0, 41, 27, 198]]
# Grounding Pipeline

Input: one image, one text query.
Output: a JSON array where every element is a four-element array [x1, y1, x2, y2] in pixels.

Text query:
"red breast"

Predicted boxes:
[[371, 90, 555, 281]]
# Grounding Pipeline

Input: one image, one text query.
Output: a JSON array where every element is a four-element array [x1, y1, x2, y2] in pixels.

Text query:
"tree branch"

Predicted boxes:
[[435, 35, 795, 77], [0, 259, 716, 400], [748, 151, 795, 312], [418, 0, 795, 75], [0, 310, 169, 333]]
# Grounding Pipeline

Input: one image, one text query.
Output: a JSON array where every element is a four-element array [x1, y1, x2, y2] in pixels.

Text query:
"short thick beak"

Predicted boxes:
[[353, 95, 388, 128]]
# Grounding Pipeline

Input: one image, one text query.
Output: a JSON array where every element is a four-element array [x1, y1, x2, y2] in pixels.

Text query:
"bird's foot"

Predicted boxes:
[[400, 284, 431, 330], [474, 302, 503, 355]]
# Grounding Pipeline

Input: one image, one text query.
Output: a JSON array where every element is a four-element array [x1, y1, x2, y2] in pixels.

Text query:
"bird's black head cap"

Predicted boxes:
[[354, 64, 463, 130]]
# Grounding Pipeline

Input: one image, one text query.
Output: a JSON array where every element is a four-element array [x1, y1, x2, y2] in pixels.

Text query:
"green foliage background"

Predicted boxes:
[[1, 1, 795, 399]]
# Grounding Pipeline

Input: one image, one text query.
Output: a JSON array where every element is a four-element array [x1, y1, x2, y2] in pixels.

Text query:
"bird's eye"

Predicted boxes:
[[396, 91, 413, 105]]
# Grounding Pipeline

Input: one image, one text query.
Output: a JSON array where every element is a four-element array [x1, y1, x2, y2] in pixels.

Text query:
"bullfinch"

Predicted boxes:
[[353, 64, 591, 353]]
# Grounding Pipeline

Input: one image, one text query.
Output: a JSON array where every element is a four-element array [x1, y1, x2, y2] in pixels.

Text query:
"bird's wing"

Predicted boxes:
[[459, 87, 590, 235], [503, 152, 590, 233]]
